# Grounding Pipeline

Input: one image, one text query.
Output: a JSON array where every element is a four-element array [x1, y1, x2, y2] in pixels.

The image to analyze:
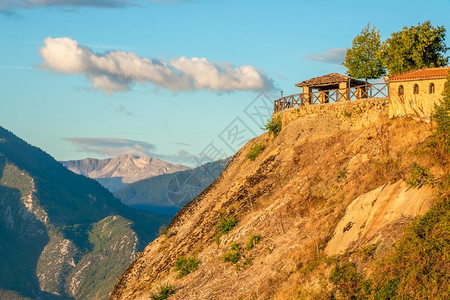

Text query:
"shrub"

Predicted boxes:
[[245, 235, 261, 251], [329, 261, 363, 298], [158, 225, 168, 237], [214, 233, 221, 246], [337, 171, 346, 179], [174, 256, 200, 278], [247, 142, 265, 161], [243, 257, 253, 266], [432, 71, 450, 154], [150, 284, 175, 300], [406, 162, 434, 188], [370, 196, 449, 299], [264, 115, 282, 137], [223, 243, 241, 264], [216, 215, 237, 235]]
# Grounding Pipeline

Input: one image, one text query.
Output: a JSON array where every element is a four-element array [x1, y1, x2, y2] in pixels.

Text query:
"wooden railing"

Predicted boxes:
[[273, 83, 389, 113]]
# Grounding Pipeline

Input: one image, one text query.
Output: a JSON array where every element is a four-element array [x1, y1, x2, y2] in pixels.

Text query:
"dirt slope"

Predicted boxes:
[[111, 100, 442, 299]]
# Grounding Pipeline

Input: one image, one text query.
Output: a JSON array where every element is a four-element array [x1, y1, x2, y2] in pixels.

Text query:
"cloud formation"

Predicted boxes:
[[0, 0, 134, 9], [64, 137, 201, 166], [304, 48, 346, 64], [40, 37, 274, 94], [63, 137, 156, 157]]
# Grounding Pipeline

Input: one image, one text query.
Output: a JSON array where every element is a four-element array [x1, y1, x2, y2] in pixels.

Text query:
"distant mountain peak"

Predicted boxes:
[[61, 154, 190, 192]]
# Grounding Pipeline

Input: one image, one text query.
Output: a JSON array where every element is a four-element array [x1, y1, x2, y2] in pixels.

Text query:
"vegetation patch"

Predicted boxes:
[[406, 162, 434, 188], [329, 261, 369, 298], [337, 170, 346, 180], [245, 235, 261, 251], [174, 256, 200, 278], [150, 284, 175, 300], [216, 215, 237, 235], [158, 224, 168, 237], [264, 115, 282, 137], [247, 142, 265, 161], [243, 257, 252, 266], [223, 242, 241, 264], [370, 196, 449, 299]]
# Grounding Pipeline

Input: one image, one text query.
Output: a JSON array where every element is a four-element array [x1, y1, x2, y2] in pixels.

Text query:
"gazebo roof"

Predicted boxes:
[[295, 73, 365, 88], [386, 67, 450, 82]]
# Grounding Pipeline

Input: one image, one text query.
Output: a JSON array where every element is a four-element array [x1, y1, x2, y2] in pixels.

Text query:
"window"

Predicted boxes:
[[398, 85, 404, 96], [429, 83, 435, 94], [413, 84, 419, 95]]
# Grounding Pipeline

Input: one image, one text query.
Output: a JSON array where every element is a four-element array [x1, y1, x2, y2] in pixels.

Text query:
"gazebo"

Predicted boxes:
[[295, 73, 366, 103]]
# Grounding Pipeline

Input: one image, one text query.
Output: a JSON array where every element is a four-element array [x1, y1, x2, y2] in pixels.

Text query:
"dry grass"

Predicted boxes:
[[112, 108, 442, 300]]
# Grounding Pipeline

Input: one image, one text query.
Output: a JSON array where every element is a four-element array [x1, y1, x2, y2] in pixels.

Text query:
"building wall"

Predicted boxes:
[[389, 78, 446, 119]]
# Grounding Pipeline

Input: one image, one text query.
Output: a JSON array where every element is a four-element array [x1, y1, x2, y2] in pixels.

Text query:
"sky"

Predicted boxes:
[[1, 0, 449, 167]]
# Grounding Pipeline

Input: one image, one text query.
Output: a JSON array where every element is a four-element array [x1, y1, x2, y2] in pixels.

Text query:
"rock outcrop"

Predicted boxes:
[[111, 100, 445, 299]]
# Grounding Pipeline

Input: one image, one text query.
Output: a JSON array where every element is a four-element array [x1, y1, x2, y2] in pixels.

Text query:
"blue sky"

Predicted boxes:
[[1, 0, 449, 166]]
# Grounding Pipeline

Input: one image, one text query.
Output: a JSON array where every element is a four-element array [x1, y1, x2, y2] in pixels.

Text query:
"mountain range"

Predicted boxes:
[[61, 155, 189, 192], [114, 158, 231, 216], [0, 126, 171, 299]]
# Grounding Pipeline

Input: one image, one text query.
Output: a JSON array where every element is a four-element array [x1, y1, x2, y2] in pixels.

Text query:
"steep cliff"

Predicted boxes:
[[111, 99, 448, 299]]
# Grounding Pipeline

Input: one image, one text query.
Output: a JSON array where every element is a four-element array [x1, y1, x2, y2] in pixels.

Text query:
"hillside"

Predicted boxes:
[[62, 155, 190, 192], [0, 127, 172, 299], [114, 158, 231, 216], [111, 99, 449, 299]]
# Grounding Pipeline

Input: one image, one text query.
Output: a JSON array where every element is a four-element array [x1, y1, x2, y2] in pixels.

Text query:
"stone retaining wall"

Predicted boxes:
[[275, 98, 390, 127]]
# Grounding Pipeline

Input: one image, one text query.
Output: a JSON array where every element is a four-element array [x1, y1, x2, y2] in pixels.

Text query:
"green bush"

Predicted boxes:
[[406, 162, 434, 188], [216, 215, 237, 235], [150, 284, 175, 300], [247, 142, 265, 161], [264, 115, 282, 137], [243, 257, 253, 266], [174, 256, 199, 278], [370, 196, 449, 299], [214, 233, 221, 246], [245, 235, 261, 250], [158, 224, 168, 237], [337, 171, 346, 179], [433, 71, 450, 154], [223, 243, 241, 264], [329, 261, 364, 298]]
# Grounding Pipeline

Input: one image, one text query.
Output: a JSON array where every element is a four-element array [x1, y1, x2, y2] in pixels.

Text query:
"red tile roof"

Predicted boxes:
[[387, 67, 450, 82]]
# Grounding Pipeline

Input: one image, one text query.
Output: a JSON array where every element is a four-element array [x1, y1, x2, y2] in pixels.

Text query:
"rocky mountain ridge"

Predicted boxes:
[[114, 158, 231, 216], [62, 155, 190, 192], [0, 126, 171, 299]]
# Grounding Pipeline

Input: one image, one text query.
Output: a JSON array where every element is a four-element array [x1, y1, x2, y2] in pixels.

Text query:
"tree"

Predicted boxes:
[[343, 24, 386, 83], [380, 21, 449, 75]]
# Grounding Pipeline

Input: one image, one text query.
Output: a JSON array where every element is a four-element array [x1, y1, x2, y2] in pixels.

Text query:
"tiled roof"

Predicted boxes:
[[387, 67, 450, 82], [295, 73, 365, 87]]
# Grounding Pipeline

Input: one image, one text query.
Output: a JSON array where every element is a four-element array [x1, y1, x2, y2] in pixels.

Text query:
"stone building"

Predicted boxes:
[[387, 67, 450, 118]]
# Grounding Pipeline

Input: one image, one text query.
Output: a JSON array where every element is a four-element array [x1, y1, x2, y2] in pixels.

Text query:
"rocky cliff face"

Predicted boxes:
[[62, 155, 190, 192], [111, 100, 447, 299]]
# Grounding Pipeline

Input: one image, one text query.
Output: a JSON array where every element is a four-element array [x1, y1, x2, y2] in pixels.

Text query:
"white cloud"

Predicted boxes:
[[304, 48, 347, 64], [40, 37, 274, 94], [0, 0, 134, 9], [63, 137, 156, 157]]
